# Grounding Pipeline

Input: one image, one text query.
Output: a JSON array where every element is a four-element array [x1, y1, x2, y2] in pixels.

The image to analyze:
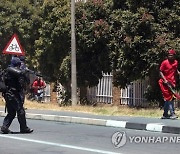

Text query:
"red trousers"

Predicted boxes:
[[158, 79, 173, 101]]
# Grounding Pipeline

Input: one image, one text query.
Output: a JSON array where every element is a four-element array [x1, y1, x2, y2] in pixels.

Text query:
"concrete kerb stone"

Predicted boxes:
[[146, 123, 164, 132], [71, 117, 90, 124], [125, 122, 147, 130], [26, 113, 43, 120], [162, 126, 180, 134], [26, 113, 107, 126], [87, 118, 107, 126], [54, 115, 71, 123], [106, 120, 127, 128]]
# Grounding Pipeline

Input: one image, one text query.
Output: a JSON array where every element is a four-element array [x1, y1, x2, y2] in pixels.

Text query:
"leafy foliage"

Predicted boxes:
[[111, 0, 180, 88], [0, 0, 42, 70], [75, 0, 112, 87], [35, 0, 71, 81], [0, 0, 180, 103]]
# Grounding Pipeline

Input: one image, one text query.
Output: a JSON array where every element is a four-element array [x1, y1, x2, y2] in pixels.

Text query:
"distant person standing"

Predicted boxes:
[[158, 49, 180, 119]]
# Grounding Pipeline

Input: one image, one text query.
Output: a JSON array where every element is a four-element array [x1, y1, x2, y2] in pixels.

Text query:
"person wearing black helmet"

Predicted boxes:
[[1, 57, 33, 134], [19, 55, 27, 70]]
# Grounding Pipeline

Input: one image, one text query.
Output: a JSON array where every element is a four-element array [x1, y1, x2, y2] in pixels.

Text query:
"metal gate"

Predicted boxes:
[[87, 74, 149, 106], [120, 78, 149, 107], [87, 73, 113, 104]]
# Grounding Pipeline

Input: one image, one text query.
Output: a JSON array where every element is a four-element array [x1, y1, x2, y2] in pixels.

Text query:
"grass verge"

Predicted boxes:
[[0, 97, 179, 118]]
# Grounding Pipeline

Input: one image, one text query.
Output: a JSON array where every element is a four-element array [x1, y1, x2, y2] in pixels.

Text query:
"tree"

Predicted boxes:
[[72, 0, 112, 103], [75, 0, 112, 87], [110, 0, 180, 102], [35, 0, 71, 81], [0, 0, 42, 70], [110, 0, 180, 87], [1, 0, 179, 104]]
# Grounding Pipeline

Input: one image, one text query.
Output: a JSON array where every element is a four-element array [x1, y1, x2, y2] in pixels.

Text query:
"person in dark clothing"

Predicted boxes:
[[19, 55, 27, 70], [19, 55, 28, 104], [1, 57, 33, 134]]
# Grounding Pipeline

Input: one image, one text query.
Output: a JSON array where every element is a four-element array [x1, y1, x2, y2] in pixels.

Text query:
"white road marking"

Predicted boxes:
[[0, 134, 122, 154]]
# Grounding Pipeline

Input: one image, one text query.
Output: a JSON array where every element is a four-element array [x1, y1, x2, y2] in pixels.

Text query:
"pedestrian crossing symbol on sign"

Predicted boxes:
[[2, 33, 25, 56]]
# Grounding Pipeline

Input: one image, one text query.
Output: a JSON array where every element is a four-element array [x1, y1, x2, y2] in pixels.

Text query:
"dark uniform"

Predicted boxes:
[[1, 57, 33, 134]]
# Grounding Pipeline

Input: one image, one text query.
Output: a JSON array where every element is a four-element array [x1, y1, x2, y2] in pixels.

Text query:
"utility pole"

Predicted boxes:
[[71, 0, 77, 106]]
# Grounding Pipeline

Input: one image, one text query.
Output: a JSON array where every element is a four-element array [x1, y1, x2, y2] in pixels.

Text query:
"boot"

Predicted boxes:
[[20, 127, 33, 133], [1, 126, 12, 134]]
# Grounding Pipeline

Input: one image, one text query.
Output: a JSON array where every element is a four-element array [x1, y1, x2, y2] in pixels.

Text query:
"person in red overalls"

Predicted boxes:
[[158, 49, 180, 119], [32, 77, 46, 102]]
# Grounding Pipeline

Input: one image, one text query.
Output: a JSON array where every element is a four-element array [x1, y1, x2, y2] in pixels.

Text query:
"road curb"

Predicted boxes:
[[0, 111, 180, 134]]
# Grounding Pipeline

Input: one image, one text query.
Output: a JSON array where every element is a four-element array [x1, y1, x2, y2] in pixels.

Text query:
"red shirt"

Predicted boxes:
[[160, 59, 178, 86], [32, 80, 46, 93]]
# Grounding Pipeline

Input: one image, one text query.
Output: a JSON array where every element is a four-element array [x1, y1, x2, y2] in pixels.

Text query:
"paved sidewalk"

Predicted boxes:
[[0, 107, 180, 134]]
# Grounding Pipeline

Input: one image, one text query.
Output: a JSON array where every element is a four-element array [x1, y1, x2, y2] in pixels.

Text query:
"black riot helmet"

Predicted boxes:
[[10, 57, 21, 67]]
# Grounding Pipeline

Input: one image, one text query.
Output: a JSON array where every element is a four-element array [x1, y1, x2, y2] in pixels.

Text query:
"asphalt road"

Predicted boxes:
[[0, 117, 180, 154]]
